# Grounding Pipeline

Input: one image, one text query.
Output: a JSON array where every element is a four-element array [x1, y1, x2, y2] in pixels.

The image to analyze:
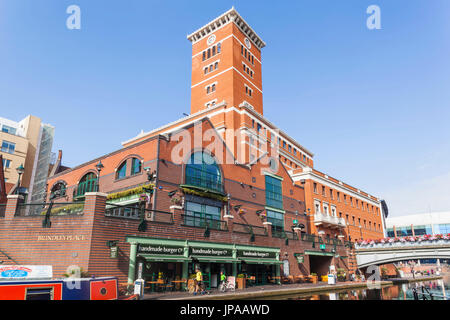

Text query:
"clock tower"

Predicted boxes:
[[187, 8, 265, 116]]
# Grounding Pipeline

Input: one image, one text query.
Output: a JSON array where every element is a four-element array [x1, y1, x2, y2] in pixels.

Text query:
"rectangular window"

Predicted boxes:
[[2, 159, 11, 169], [265, 175, 283, 210], [2, 125, 17, 135], [313, 183, 317, 193], [267, 209, 284, 233], [185, 201, 222, 229], [1, 141, 15, 154]]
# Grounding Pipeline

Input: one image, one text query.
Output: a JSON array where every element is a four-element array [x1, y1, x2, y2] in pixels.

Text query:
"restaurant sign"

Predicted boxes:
[[0, 265, 52, 280], [190, 247, 232, 257], [237, 250, 277, 259], [138, 244, 184, 256]]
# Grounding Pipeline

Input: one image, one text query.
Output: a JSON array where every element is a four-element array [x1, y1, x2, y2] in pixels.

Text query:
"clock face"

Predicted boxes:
[[207, 34, 216, 46], [244, 38, 251, 49]]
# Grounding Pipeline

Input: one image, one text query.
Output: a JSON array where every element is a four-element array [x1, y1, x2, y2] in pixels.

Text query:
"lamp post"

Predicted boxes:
[[359, 224, 363, 240], [15, 164, 25, 195], [95, 160, 104, 192]]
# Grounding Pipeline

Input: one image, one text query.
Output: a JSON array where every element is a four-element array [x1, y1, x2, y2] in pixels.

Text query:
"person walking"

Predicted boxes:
[[220, 271, 227, 287], [194, 268, 203, 295]]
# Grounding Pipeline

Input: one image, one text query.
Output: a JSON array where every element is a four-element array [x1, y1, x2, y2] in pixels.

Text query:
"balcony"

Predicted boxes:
[[314, 212, 346, 229]]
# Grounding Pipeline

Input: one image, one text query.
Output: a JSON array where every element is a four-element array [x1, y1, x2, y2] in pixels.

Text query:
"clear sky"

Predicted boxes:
[[1, 0, 449, 217]]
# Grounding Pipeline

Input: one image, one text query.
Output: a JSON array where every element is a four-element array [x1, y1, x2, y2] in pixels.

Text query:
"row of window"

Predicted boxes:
[[387, 224, 450, 237], [205, 99, 217, 108], [206, 83, 217, 94], [116, 157, 142, 180], [50, 157, 144, 199], [241, 45, 254, 65], [313, 182, 379, 214], [204, 60, 219, 75], [245, 84, 253, 97], [1, 125, 17, 135], [314, 200, 381, 231], [202, 43, 222, 61], [278, 138, 309, 164], [242, 62, 254, 78], [1, 140, 15, 154]]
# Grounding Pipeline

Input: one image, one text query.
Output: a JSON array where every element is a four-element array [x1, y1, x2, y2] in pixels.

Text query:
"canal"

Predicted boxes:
[[259, 274, 450, 300]]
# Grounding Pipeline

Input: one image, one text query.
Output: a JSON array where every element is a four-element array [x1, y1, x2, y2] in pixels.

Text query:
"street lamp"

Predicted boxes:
[[359, 224, 363, 240], [15, 164, 25, 195], [95, 160, 104, 192]]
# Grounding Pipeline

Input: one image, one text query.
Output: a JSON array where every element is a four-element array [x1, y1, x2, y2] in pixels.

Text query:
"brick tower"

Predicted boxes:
[[187, 7, 265, 116]]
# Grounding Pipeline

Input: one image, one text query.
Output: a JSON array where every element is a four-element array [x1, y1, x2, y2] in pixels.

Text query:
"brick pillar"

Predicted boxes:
[[5, 195, 23, 220], [170, 205, 184, 226], [223, 213, 234, 232], [263, 221, 273, 237], [84, 192, 107, 218]]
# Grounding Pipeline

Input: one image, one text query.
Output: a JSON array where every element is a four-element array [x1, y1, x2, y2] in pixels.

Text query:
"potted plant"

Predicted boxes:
[[170, 195, 183, 206], [236, 274, 246, 289], [337, 268, 346, 282], [309, 273, 318, 283]]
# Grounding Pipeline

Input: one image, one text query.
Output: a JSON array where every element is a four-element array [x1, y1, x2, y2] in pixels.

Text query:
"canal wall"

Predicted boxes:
[[179, 281, 394, 300]]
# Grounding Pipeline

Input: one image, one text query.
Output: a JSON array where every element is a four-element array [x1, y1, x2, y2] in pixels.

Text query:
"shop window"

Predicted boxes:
[[267, 209, 284, 234]]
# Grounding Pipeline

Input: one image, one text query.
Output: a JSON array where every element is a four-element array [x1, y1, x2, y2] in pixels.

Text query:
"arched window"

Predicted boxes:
[[185, 152, 222, 193], [116, 161, 127, 179], [50, 182, 66, 198], [75, 172, 97, 198], [131, 158, 142, 176]]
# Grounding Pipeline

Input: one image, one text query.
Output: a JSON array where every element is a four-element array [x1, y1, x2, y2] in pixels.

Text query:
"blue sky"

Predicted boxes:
[[0, 1, 449, 217]]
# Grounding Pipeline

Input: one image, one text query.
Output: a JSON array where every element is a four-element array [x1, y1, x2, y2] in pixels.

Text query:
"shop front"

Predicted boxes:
[[126, 236, 282, 291]]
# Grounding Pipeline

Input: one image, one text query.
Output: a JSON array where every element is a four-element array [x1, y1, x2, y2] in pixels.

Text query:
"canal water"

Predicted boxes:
[[265, 274, 450, 300]]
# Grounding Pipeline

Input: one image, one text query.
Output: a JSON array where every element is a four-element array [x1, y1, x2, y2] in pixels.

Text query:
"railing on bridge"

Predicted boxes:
[[355, 235, 450, 250]]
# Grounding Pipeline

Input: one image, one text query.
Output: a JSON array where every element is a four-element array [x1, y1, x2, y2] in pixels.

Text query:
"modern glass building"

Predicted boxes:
[[385, 212, 450, 237]]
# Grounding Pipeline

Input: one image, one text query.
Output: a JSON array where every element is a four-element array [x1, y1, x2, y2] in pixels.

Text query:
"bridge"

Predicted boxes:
[[355, 239, 450, 268]]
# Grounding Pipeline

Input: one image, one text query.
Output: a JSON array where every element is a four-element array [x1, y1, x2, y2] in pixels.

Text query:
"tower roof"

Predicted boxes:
[[187, 7, 266, 50]]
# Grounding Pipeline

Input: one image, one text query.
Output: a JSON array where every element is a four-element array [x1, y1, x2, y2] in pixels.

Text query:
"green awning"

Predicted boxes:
[[304, 250, 334, 257], [192, 256, 238, 263], [239, 259, 283, 265], [138, 254, 191, 263]]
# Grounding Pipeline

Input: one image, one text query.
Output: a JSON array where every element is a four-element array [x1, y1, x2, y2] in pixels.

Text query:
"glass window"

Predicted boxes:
[[434, 224, 450, 234], [217, 43, 221, 53], [2, 125, 16, 135], [2, 158, 11, 168], [185, 201, 221, 228], [212, 46, 216, 56], [202, 51, 206, 61], [185, 152, 223, 193], [387, 228, 395, 237], [267, 209, 284, 233], [1, 141, 15, 154], [131, 158, 141, 175], [116, 161, 127, 179], [265, 175, 283, 210], [51, 182, 66, 198], [75, 172, 97, 197]]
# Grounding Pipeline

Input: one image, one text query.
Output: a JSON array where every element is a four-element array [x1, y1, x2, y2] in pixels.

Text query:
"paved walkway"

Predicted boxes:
[[142, 280, 392, 300]]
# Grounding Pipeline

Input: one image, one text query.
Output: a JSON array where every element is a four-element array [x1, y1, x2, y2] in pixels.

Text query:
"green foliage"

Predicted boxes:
[[237, 274, 245, 278], [40, 203, 84, 216], [107, 184, 154, 201], [181, 186, 227, 202]]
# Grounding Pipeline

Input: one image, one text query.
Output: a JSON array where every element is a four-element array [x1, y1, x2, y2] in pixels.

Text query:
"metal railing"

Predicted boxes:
[[105, 203, 174, 224], [181, 213, 227, 231], [15, 202, 85, 216], [272, 229, 298, 240], [412, 286, 450, 300], [233, 223, 268, 236]]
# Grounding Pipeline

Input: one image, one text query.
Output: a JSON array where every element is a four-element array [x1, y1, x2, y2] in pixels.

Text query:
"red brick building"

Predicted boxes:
[[0, 8, 384, 290]]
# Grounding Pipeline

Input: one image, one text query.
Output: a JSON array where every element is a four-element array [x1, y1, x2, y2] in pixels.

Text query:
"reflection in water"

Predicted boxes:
[[282, 276, 450, 300]]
